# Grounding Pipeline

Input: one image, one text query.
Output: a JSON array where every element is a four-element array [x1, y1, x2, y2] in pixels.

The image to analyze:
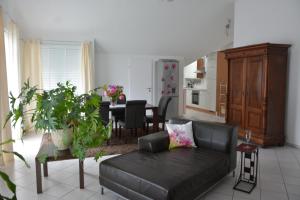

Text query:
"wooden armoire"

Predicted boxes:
[[224, 43, 290, 146]]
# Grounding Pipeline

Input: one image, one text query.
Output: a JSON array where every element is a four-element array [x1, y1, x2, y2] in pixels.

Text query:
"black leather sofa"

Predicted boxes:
[[99, 118, 238, 200]]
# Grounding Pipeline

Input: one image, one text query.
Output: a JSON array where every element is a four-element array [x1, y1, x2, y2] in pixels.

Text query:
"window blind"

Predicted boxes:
[[41, 42, 82, 93]]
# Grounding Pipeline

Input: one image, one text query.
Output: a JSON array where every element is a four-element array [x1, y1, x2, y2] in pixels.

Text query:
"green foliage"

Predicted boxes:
[[5, 80, 111, 162], [72, 93, 112, 160], [94, 151, 105, 162], [1, 150, 30, 168], [0, 171, 16, 200], [37, 153, 48, 164], [0, 140, 28, 200]]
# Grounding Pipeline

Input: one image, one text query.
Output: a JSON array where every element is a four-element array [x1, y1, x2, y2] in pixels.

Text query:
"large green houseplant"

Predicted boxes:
[[5, 80, 111, 161]]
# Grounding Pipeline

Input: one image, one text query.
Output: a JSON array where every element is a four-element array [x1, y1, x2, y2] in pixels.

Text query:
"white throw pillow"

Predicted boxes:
[[166, 121, 196, 149]]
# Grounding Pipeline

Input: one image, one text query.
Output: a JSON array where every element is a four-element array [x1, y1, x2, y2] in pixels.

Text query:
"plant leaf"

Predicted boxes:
[[2, 150, 30, 168], [0, 170, 17, 199], [3, 111, 13, 128], [0, 139, 15, 146], [94, 151, 105, 162], [37, 153, 48, 164]]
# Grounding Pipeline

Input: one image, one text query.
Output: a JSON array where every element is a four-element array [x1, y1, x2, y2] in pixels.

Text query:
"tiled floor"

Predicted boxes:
[[1, 134, 300, 200]]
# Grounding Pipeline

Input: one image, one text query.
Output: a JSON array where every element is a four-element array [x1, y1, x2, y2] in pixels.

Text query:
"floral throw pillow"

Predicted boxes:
[[166, 121, 196, 149]]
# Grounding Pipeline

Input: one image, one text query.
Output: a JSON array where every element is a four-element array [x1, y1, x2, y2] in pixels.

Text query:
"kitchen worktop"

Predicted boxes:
[[183, 87, 207, 91]]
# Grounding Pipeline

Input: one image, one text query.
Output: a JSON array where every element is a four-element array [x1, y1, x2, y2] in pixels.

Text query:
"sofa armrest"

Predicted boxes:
[[138, 131, 169, 153], [229, 127, 238, 172]]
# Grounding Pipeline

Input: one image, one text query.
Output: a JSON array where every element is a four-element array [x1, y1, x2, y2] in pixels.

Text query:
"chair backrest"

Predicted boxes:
[[117, 94, 126, 104], [125, 100, 147, 129], [158, 96, 172, 119], [99, 101, 110, 126]]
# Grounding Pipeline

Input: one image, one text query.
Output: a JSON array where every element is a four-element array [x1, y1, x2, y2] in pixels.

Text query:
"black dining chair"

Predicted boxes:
[[99, 101, 110, 126], [111, 94, 126, 135], [118, 100, 147, 141], [146, 96, 172, 133]]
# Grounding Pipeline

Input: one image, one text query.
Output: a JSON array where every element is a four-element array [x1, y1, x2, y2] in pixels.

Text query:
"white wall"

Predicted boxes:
[[95, 52, 186, 115], [0, 0, 16, 27], [234, 0, 300, 146]]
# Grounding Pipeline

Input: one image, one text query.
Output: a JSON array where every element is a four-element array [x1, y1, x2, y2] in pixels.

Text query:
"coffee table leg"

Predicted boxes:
[[79, 160, 84, 189], [35, 158, 42, 193], [43, 162, 48, 177]]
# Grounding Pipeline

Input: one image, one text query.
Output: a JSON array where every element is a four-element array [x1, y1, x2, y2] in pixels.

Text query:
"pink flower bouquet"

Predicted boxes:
[[103, 84, 124, 104]]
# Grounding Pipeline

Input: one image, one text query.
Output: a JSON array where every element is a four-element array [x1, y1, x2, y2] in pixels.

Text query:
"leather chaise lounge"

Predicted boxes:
[[99, 118, 238, 200]]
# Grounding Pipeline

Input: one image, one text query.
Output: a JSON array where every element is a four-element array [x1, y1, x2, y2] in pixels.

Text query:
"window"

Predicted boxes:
[[41, 42, 82, 93], [4, 24, 22, 139], [4, 29, 20, 97]]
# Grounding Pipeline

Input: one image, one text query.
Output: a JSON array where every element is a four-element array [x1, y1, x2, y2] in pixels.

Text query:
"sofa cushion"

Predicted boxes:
[[166, 121, 196, 149], [100, 148, 230, 200]]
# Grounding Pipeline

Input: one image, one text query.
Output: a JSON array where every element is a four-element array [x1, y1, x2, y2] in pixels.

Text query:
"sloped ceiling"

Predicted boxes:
[[8, 0, 234, 59]]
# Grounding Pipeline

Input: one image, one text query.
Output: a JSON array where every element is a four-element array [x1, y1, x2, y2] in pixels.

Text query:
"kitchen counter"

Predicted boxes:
[[184, 88, 216, 112], [183, 87, 207, 91]]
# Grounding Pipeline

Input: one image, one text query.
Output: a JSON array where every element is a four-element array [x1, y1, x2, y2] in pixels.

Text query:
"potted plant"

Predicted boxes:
[[103, 85, 124, 106], [5, 80, 111, 161]]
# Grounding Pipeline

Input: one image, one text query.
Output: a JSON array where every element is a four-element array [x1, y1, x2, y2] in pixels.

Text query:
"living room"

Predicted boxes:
[[0, 0, 300, 200]]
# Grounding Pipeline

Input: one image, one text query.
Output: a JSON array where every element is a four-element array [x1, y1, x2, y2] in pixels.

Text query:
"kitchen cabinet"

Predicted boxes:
[[199, 91, 207, 108], [196, 59, 205, 78], [184, 59, 205, 79], [185, 89, 192, 105], [184, 61, 197, 79]]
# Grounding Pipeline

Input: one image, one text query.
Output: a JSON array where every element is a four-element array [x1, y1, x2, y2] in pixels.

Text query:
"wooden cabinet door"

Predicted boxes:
[[244, 56, 265, 134], [227, 58, 246, 127]]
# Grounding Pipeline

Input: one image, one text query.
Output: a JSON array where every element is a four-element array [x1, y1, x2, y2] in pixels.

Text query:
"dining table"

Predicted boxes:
[[109, 103, 159, 132]]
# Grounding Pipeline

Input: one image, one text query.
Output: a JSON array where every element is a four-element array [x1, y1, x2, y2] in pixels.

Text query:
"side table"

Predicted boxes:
[[35, 134, 85, 193], [233, 143, 258, 193]]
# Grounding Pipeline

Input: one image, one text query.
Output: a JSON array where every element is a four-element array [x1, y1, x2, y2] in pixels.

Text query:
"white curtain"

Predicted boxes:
[[5, 21, 21, 139], [0, 7, 14, 165], [81, 41, 95, 92], [21, 40, 42, 132]]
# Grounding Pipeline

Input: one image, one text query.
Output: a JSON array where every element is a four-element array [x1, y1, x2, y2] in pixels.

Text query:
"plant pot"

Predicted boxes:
[[50, 129, 73, 150]]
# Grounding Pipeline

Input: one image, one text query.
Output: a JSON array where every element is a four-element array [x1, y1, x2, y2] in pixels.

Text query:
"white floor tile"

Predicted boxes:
[[289, 193, 300, 200], [286, 184, 300, 196], [233, 188, 261, 200], [260, 181, 286, 193], [61, 188, 95, 200], [204, 192, 232, 200], [284, 176, 300, 186], [43, 183, 75, 198], [260, 190, 288, 200]]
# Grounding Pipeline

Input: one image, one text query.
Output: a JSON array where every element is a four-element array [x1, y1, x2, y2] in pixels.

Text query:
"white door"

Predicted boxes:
[[128, 57, 153, 104]]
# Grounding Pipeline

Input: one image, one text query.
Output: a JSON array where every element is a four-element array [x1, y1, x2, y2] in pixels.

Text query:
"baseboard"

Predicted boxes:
[[286, 142, 300, 149]]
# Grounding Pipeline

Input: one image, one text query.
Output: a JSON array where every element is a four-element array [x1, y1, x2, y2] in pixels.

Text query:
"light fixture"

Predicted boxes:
[[225, 19, 231, 37]]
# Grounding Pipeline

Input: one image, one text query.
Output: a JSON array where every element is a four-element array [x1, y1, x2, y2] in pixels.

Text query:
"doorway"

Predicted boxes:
[[128, 57, 153, 104]]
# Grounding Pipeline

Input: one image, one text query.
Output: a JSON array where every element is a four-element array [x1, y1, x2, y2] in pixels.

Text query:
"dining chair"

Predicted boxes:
[[146, 96, 172, 133], [99, 101, 110, 126], [118, 100, 147, 141], [111, 94, 126, 135]]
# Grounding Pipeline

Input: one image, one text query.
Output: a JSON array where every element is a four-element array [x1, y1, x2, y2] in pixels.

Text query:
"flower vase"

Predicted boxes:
[[111, 99, 117, 106]]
